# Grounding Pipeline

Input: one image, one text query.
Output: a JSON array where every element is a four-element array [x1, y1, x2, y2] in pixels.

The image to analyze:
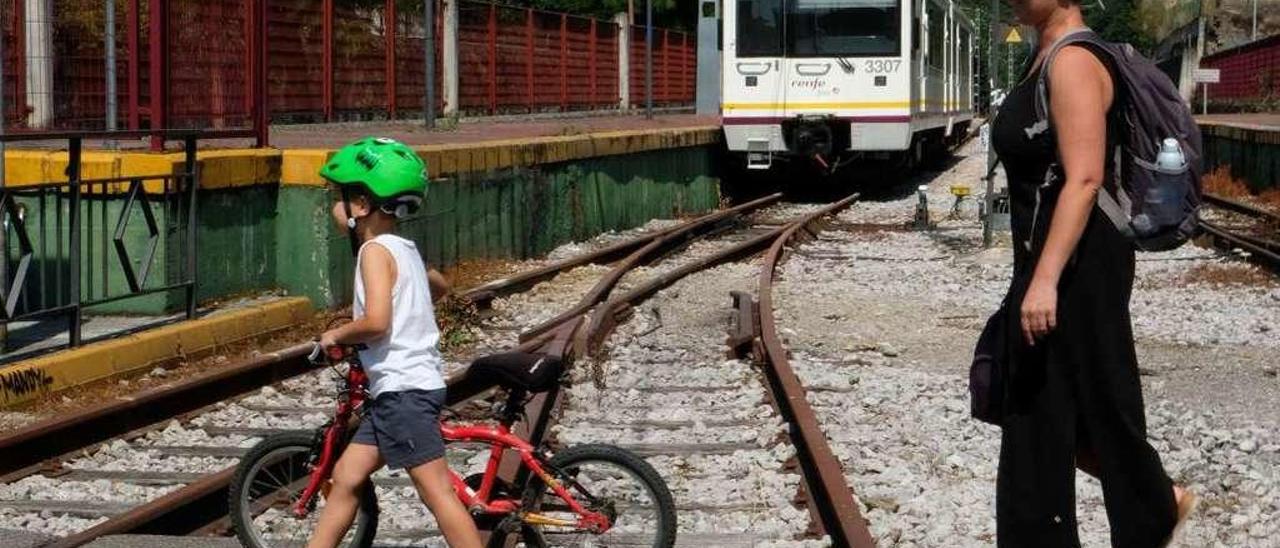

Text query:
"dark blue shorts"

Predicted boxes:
[[352, 388, 447, 470]]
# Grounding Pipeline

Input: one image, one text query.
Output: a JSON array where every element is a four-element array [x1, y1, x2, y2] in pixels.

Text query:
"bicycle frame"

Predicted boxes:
[[288, 351, 611, 533]]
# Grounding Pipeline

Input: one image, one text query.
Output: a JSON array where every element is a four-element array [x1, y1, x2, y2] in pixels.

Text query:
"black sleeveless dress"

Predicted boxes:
[[990, 51, 1177, 547]]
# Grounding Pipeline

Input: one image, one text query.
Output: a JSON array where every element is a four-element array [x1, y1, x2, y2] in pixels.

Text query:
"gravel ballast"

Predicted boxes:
[[774, 140, 1279, 546]]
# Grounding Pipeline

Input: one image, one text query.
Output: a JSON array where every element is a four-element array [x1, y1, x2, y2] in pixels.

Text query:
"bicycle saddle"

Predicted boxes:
[[466, 352, 564, 393]]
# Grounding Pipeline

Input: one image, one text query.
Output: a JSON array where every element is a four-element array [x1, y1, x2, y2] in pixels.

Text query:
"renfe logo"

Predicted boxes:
[[791, 78, 827, 89]]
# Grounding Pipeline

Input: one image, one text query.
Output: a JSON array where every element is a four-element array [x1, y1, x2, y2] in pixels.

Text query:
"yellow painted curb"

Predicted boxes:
[[0, 297, 313, 408], [3, 148, 283, 191], [4, 126, 723, 189], [280, 126, 722, 186]]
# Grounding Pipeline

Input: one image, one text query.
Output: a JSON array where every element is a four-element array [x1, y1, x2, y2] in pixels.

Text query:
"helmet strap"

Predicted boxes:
[[340, 186, 362, 257]]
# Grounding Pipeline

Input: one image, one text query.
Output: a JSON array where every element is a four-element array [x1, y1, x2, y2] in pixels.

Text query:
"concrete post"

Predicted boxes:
[[425, 0, 436, 128], [105, 0, 117, 131], [616, 12, 630, 112], [442, 0, 459, 117], [24, 0, 55, 129], [695, 1, 720, 115], [645, 0, 652, 119], [1177, 30, 1202, 104]]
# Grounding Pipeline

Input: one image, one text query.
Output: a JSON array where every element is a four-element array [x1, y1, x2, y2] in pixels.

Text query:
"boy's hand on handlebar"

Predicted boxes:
[[318, 330, 340, 351]]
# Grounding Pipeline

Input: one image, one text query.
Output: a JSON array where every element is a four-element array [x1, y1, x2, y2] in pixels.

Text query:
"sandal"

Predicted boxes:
[[1162, 488, 1198, 547]]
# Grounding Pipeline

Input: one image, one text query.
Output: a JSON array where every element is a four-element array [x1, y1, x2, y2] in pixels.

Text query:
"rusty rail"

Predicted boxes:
[[520, 193, 783, 342], [462, 193, 782, 309], [4, 198, 787, 545], [1199, 219, 1280, 268], [1203, 193, 1280, 224], [0, 343, 314, 478], [755, 194, 876, 547], [41, 328, 568, 547], [487, 196, 792, 544]]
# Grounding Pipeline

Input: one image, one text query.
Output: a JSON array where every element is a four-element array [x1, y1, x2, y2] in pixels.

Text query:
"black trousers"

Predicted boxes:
[[995, 308, 1178, 547], [996, 214, 1178, 547]]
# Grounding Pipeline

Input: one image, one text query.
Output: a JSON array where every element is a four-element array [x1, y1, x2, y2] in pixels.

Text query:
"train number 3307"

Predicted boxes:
[[864, 60, 902, 74]]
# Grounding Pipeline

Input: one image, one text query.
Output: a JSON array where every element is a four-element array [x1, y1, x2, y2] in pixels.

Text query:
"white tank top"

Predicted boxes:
[[353, 234, 446, 397]]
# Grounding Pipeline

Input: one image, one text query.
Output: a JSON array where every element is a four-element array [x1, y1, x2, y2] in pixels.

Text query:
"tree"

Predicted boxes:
[[1086, 0, 1156, 52]]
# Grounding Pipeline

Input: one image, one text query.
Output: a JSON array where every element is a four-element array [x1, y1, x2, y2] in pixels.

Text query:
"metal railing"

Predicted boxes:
[[2, 1, 695, 145], [0, 129, 200, 349]]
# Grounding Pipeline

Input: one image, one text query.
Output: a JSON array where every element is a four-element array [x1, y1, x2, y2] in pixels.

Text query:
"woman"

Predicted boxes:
[[989, 0, 1197, 546]]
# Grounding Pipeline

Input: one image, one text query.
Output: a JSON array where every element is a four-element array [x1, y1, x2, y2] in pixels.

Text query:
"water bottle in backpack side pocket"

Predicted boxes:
[[1130, 138, 1189, 237]]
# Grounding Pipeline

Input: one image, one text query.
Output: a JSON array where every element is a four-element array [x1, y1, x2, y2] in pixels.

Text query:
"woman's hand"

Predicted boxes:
[[1021, 278, 1058, 346]]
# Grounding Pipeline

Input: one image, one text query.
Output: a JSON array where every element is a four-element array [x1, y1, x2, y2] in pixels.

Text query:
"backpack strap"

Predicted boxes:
[[1096, 146, 1136, 238], [1024, 27, 1100, 140]]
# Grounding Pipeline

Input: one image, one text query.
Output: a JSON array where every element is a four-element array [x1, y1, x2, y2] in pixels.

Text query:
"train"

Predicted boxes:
[[722, 0, 978, 173]]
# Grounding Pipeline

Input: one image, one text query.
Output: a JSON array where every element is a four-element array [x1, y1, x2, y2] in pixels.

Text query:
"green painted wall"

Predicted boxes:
[[4, 145, 718, 315], [7, 185, 281, 316], [276, 146, 720, 308], [1202, 127, 1279, 192]]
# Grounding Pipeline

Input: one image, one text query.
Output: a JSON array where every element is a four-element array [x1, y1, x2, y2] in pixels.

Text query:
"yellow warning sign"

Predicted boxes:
[[1004, 26, 1023, 43]]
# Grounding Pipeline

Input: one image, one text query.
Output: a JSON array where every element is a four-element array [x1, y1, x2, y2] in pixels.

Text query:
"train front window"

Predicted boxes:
[[737, 0, 785, 57], [786, 0, 901, 57]]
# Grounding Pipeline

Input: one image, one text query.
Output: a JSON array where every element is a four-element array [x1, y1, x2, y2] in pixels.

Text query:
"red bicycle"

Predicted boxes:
[[228, 343, 677, 548]]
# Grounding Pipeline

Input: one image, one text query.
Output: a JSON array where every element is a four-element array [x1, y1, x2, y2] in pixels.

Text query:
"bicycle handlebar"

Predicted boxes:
[[308, 340, 369, 366]]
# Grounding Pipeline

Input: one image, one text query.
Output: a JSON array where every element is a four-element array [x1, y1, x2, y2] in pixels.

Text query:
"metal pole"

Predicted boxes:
[[645, 0, 652, 119], [68, 138, 82, 346], [184, 136, 198, 319], [983, 0, 998, 248], [0, 22, 7, 350], [105, 0, 117, 131], [1252, 0, 1258, 42], [425, 0, 436, 128]]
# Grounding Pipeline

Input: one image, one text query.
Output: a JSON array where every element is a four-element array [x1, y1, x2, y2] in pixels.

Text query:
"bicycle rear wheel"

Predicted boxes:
[[514, 444, 677, 548], [229, 431, 379, 548]]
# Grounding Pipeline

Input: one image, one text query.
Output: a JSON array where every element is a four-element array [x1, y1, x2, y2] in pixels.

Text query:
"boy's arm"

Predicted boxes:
[[321, 244, 396, 347], [427, 268, 450, 304]]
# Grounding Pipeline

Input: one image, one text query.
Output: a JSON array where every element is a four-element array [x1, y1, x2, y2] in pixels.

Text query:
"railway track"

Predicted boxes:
[[0, 193, 881, 546], [1201, 193, 1280, 269]]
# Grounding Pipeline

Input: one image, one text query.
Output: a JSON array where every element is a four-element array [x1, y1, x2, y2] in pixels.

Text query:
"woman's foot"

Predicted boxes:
[[1162, 485, 1198, 547]]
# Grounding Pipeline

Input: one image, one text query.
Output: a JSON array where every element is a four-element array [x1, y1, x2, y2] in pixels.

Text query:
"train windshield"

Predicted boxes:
[[736, 0, 901, 58], [786, 0, 901, 57], [736, 0, 785, 57]]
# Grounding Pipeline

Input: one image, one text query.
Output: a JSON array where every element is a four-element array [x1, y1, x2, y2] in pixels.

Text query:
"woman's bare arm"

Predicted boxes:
[[1020, 46, 1114, 345]]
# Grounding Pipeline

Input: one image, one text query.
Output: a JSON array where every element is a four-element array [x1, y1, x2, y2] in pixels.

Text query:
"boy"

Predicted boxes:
[[309, 137, 482, 548]]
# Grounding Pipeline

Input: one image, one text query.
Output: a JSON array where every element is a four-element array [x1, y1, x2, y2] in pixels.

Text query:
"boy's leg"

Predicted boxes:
[[307, 443, 383, 548], [407, 457, 483, 548]]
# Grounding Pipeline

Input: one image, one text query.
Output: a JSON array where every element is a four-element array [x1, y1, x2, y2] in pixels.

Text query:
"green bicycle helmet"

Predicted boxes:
[[320, 137, 427, 218]]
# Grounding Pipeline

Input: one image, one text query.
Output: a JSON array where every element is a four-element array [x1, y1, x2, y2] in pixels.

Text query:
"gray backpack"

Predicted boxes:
[[1027, 28, 1202, 251]]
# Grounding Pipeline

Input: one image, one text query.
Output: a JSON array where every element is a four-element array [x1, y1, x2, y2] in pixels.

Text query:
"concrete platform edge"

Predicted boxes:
[[0, 297, 313, 408], [4, 125, 723, 188]]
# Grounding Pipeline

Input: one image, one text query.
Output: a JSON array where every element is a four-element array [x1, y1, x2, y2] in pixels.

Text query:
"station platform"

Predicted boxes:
[[270, 113, 720, 148], [1195, 113, 1279, 194], [0, 113, 724, 407], [3, 113, 721, 184], [1196, 113, 1280, 132]]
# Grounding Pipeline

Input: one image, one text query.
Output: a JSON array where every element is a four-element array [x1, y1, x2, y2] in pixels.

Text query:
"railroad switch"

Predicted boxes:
[[950, 184, 971, 220], [726, 291, 762, 361], [913, 185, 934, 230]]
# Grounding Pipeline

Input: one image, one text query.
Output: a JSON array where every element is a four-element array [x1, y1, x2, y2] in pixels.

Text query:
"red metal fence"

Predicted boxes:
[[2, 0, 694, 145], [1202, 34, 1280, 102]]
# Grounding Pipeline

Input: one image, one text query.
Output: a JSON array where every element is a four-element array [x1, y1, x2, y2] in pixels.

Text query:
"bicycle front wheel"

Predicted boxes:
[[516, 444, 677, 548], [228, 431, 379, 548]]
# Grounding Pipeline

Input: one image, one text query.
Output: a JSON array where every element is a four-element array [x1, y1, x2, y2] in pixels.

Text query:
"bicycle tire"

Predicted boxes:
[[229, 431, 379, 548], [513, 443, 677, 548]]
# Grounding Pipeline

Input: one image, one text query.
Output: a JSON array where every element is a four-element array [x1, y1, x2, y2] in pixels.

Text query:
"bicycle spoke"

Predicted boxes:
[[526, 458, 666, 547]]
